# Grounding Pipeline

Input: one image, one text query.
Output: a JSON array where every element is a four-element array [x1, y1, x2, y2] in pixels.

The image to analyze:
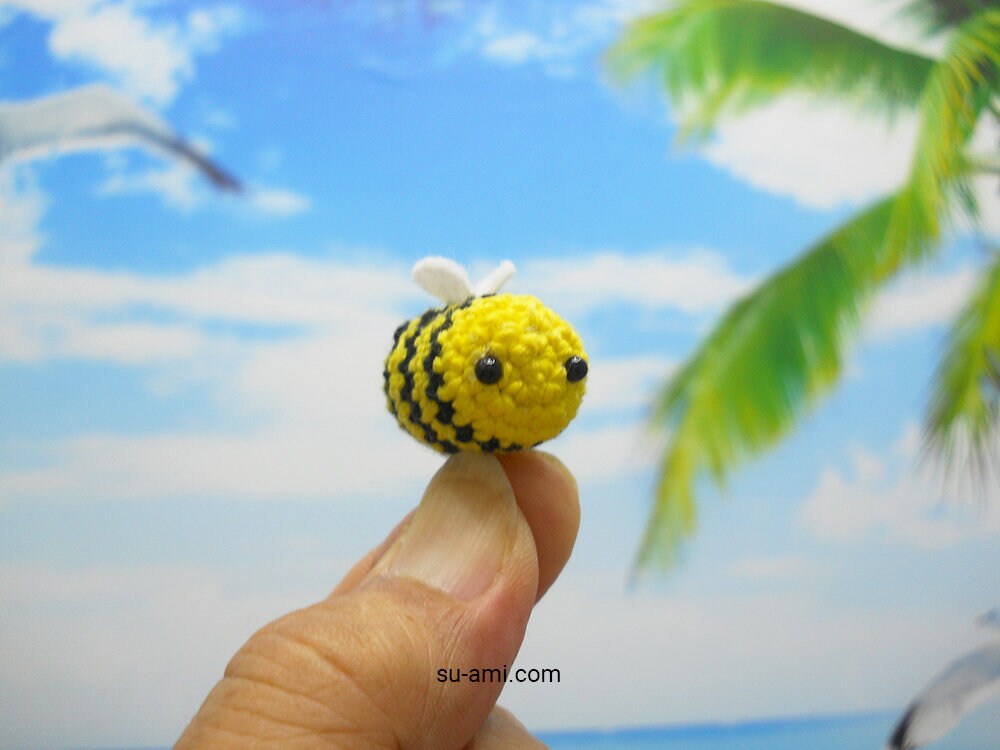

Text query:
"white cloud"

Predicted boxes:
[[470, 0, 944, 80], [0, 561, 330, 750], [971, 174, 1000, 240], [2, 192, 683, 506], [0, 181, 46, 264], [555, 423, 656, 482], [1, 558, 994, 747], [2, 186, 710, 508], [0, 247, 441, 504], [3, 242, 672, 510], [9, 0, 244, 104], [0, 424, 443, 505], [582, 354, 673, 414], [700, 95, 999, 218], [508, 574, 990, 729], [248, 186, 312, 216], [865, 267, 976, 341], [3, 185, 986, 511], [647, 0, 975, 213], [50, 320, 205, 363], [184, 5, 244, 52], [967, 116, 1000, 239], [98, 164, 311, 216], [0, 320, 425, 507], [465, 0, 657, 77], [577, 0, 662, 27], [98, 161, 205, 212], [728, 555, 815, 581], [521, 251, 755, 316], [702, 98, 918, 210], [203, 106, 237, 130], [0, 184, 414, 338], [48, 3, 192, 104], [799, 427, 1000, 548], [13, 353, 670, 505], [667, 1, 998, 225], [693, 74, 1000, 233], [0, 186, 434, 505], [481, 31, 550, 64]]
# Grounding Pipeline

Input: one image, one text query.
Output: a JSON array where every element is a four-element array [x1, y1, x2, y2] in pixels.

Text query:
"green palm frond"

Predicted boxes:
[[631, 8, 1000, 572], [607, 0, 937, 137], [926, 249, 1000, 473], [884, 9, 1000, 267], [638, 197, 900, 569]]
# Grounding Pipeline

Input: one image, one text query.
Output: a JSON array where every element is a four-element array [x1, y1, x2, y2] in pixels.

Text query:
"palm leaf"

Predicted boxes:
[[607, 0, 937, 137], [633, 8, 1000, 572], [926, 249, 1000, 474], [883, 8, 1000, 473], [638, 197, 899, 569], [883, 8, 1000, 271]]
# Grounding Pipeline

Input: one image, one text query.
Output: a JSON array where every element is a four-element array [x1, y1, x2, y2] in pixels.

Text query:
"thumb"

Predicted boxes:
[[177, 452, 575, 750]]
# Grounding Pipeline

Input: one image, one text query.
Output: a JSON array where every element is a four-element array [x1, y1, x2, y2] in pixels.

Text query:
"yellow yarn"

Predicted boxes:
[[384, 294, 587, 453]]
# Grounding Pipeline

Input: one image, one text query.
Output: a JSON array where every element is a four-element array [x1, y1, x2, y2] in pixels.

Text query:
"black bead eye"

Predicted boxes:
[[475, 355, 503, 385], [565, 355, 588, 383]]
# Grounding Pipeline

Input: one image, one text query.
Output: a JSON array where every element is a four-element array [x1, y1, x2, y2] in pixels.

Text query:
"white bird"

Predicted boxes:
[[0, 84, 241, 191], [886, 607, 1000, 749]]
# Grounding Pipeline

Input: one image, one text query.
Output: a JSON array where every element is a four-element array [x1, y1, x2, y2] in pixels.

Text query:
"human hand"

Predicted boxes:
[[176, 451, 580, 749]]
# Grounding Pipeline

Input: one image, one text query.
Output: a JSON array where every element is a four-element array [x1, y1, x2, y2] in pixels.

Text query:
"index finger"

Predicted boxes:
[[334, 450, 580, 603], [497, 450, 580, 602]]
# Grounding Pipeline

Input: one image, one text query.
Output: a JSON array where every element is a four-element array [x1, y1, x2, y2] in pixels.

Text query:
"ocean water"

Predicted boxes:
[[97, 709, 999, 750], [535, 710, 1000, 750]]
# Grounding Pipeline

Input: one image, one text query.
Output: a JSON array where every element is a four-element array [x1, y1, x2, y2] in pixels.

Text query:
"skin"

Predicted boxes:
[[176, 450, 580, 749]]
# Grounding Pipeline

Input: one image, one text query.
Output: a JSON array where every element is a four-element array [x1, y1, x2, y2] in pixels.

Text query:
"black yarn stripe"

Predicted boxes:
[[399, 308, 444, 446], [423, 299, 473, 450], [397, 307, 460, 453], [383, 320, 410, 416]]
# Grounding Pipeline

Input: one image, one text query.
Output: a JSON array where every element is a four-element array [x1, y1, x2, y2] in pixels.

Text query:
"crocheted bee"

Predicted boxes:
[[384, 257, 588, 453]]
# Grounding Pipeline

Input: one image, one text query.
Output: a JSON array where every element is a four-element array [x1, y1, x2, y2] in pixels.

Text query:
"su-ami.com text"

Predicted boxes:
[[436, 666, 560, 684]]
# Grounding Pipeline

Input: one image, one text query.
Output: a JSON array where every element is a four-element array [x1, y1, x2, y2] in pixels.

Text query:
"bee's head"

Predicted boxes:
[[435, 294, 587, 449]]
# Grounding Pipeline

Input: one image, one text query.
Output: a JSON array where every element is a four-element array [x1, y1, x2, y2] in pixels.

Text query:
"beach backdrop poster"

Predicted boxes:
[[2, 1, 999, 748]]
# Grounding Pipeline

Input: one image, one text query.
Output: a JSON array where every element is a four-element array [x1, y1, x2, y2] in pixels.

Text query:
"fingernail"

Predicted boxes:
[[384, 453, 518, 600]]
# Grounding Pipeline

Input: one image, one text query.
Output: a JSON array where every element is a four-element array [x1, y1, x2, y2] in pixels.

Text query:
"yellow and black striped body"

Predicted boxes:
[[383, 293, 587, 453]]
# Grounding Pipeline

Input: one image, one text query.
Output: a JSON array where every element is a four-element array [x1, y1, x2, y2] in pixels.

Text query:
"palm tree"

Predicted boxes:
[[607, 0, 1000, 570]]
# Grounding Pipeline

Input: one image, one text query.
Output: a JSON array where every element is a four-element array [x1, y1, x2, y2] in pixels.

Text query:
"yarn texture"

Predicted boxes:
[[383, 261, 587, 453]]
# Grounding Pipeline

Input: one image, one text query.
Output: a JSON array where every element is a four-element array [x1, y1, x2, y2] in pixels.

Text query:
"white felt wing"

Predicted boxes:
[[474, 260, 516, 296], [412, 256, 474, 304]]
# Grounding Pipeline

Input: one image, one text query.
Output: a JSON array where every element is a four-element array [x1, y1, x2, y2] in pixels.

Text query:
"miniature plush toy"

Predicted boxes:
[[384, 257, 588, 453]]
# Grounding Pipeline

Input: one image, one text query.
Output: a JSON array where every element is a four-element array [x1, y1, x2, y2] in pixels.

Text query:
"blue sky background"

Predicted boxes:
[[2, 1, 1000, 748]]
